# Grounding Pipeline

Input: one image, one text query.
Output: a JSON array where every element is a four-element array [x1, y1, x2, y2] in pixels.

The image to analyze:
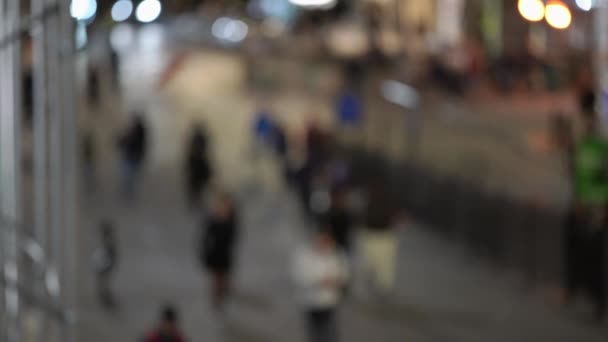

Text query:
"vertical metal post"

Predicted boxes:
[[32, 0, 49, 271], [0, 0, 6, 337], [45, 1, 63, 340], [32, 0, 50, 338], [0, 0, 22, 340], [59, 1, 77, 340]]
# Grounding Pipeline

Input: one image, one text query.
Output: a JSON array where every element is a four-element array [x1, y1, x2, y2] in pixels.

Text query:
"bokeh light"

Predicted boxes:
[[575, 0, 594, 11], [518, 0, 545, 22], [545, 1, 572, 29], [212, 17, 249, 44], [111, 0, 133, 22], [288, 0, 337, 9], [135, 0, 162, 23], [70, 0, 97, 21]]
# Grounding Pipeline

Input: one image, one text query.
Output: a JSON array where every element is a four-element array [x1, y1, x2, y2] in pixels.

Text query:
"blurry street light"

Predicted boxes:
[[212, 17, 249, 44], [545, 1, 572, 29], [575, 0, 595, 11], [70, 0, 97, 21], [288, 0, 338, 10], [518, 0, 545, 22], [112, 0, 134, 22], [136, 0, 162, 23]]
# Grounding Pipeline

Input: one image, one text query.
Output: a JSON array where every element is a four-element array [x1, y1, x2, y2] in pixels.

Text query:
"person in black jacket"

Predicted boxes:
[[185, 124, 211, 208], [200, 192, 238, 311]]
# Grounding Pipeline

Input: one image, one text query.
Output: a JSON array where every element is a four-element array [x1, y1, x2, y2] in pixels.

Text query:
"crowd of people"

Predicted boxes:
[[82, 83, 408, 342]]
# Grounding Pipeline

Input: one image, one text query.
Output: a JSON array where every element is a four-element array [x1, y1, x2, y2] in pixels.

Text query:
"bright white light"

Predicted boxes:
[[545, 1, 572, 29], [70, 0, 97, 21], [136, 0, 162, 23], [212, 17, 249, 44], [575, 0, 594, 11], [112, 0, 133, 22], [518, 0, 545, 22], [288, 0, 337, 9]]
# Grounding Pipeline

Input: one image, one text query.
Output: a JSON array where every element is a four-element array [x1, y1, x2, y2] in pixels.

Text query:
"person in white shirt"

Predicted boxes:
[[293, 230, 349, 342]]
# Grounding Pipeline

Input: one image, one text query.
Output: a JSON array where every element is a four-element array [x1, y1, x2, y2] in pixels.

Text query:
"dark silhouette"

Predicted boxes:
[[323, 189, 353, 254], [200, 192, 238, 311], [88, 67, 100, 107], [143, 306, 186, 342], [118, 115, 148, 200], [185, 125, 212, 207], [82, 133, 96, 193], [110, 47, 120, 86]]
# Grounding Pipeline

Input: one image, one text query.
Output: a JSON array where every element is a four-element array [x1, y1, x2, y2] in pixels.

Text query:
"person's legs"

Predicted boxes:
[[586, 231, 606, 321], [375, 231, 398, 294], [321, 309, 337, 342], [306, 310, 323, 342], [359, 231, 377, 294], [212, 271, 231, 312], [121, 159, 137, 200], [307, 309, 336, 342]]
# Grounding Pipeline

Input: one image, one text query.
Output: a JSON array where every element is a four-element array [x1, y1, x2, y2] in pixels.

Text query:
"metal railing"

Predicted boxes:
[[0, 217, 72, 341]]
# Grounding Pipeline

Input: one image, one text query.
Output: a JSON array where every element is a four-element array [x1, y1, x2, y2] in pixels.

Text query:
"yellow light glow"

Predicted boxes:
[[518, 0, 545, 22], [545, 1, 572, 30]]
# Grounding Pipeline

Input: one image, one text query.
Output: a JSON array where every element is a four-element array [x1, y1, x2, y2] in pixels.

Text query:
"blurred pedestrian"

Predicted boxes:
[[118, 114, 148, 200], [82, 132, 96, 193], [200, 192, 238, 312], [271, 122, 290, 183], [185, 124, 211, 208], [324, 189, 353, 255], [572, 113, 608, 321], [360, 182, 398, 296], [110, 46, 120, 87], [93, 220, 117, 309], [293, 230, 349, 342], [143, 305, 186, 342], [88, 66, 100, 108]]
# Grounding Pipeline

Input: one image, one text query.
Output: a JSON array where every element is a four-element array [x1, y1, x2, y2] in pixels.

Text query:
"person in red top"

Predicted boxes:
[[143, 306, 186, 342]]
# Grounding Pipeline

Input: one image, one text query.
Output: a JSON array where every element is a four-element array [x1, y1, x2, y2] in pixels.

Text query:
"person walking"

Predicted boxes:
[[143, 306, 186, 342], [81, 132, 96, 194], [200, 192, 238, 312], [118, 114, 148, 200], [293, 230, 349, 342], [185, 124, 211, 208], [572, 113, 608, 321], [93, 220, 117, 309]]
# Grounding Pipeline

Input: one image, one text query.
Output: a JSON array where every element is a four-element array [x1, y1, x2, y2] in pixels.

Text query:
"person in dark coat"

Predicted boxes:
[[185, 124, 211, 207], [200, 192, 238, 311], [119, 114, 148, 199]]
